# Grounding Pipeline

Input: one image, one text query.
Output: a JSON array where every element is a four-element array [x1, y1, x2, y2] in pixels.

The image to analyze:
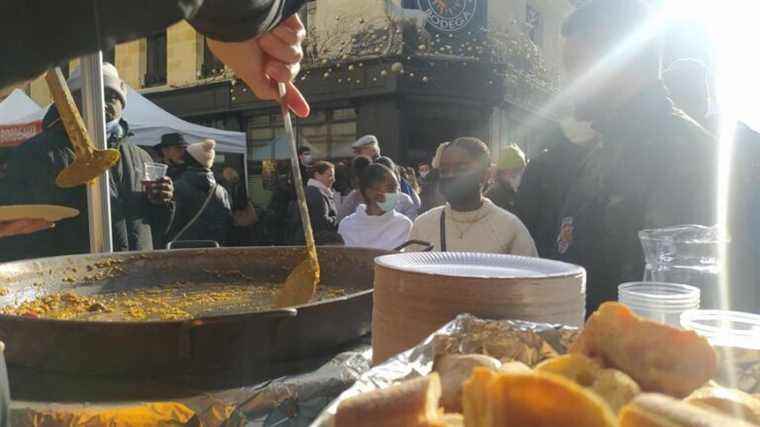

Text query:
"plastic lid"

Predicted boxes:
[[619, 282, 700, 308], [680, 309, 760, 350]]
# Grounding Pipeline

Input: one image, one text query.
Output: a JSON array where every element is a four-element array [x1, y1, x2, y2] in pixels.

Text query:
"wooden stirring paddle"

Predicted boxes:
[[45, 68, 120, 188], [274, 83, 320, 308]]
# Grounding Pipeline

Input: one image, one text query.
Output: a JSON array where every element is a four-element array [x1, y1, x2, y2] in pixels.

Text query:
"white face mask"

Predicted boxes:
[[377, 191, 399, 213], [560, 116, 598, 146], [105, 119, 121, 138], [302, 154, 313, 165]]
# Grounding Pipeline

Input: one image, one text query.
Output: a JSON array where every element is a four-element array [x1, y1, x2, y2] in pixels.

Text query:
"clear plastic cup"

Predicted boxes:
[[681, 309, 760, 393], [144, 162, 168, 181], [618, 282, 700, 327]]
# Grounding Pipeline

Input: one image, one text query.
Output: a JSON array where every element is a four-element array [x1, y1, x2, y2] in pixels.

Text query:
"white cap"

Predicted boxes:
[[67, 62, 128, 107], [187, 139, 216, 169], [352, 134, 379, 149]]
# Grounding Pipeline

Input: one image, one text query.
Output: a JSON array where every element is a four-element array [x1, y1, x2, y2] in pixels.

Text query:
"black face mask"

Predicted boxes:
[[438, 172, 482, 206]]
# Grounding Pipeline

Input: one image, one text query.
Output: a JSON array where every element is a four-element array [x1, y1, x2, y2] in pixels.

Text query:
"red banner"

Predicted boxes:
[[0, 121, 42, 147]]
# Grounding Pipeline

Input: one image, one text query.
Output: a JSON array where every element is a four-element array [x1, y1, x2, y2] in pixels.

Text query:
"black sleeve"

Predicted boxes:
[[305, 187, 336, 232], [0, 0, 304, 89]]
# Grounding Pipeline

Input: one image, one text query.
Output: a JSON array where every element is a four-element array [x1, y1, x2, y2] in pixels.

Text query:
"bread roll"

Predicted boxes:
[[463, 368, 617, 427], [335, 373, 443, 427], [499, 360, 532, 375], [536, 354, 640, 413], [433, 354, 501, 413], [620, 393, 758, 427], [571, 302, 717, 398], [686, 386, 760, 424]]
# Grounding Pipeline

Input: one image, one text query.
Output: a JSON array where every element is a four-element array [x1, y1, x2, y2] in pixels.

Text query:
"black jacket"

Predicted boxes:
[[515, 135, 591, 258], [167, 167, 233, 246], [556, 84, 717, 313], [0, 0, 304, 88], [289, 183, 342, 245], [0, 108, 173, 261], [486, 181, 518, 214]]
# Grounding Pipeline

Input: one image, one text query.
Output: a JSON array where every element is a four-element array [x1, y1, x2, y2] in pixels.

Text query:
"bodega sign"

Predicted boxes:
[[417, 0, 478, 32]]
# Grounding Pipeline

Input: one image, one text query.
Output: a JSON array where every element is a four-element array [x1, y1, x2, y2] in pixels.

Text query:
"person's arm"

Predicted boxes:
[[1, 0, 308, 116], [507, 217, 539, 257]]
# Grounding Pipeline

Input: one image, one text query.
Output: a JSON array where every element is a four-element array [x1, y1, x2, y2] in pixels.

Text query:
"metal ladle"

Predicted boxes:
[[273, 82, 320, 308], [45, 68, 120, 188]]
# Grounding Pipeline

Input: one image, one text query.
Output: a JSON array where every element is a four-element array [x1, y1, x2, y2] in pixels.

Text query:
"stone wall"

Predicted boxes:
[[167, 21, 200, 86]]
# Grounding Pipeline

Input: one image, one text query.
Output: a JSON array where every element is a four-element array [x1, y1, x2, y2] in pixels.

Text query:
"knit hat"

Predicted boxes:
[[497, 144, 527, 170], [187, 139, 216, 169], [352, 134, 379, 149], [67, 62, 128, 108]]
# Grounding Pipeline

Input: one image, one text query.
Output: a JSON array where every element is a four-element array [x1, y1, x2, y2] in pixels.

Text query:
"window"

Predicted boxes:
[[247, 108, 357, 160], [145, 31, 167, 87], [201, 38, 225, 78], [298, 1, 317, 32], [526, 4, 544, 48]]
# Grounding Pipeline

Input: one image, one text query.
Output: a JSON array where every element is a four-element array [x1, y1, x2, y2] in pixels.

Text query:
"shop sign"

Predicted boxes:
[[417, 0, 478, 32]]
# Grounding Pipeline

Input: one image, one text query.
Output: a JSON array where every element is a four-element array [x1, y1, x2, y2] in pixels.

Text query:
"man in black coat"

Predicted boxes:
[[1, 64, 174, 261], [557, 0, 717, 313]]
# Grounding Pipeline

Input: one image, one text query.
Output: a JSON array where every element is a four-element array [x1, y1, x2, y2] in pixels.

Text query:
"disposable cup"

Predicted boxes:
[[144, 162, 168, 181]]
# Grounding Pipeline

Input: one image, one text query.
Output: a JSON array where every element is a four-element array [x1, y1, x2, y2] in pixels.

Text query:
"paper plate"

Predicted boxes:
[[375, 252, 585, 279], [0, 205, 80, 222]]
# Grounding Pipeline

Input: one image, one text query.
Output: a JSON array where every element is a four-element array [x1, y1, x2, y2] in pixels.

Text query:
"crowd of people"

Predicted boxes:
[[1, 0, 758, 313]]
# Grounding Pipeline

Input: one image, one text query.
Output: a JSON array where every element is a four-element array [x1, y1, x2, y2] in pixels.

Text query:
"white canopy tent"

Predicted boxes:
[[0, 89, 45, 125], [124, 87, 246, 154]]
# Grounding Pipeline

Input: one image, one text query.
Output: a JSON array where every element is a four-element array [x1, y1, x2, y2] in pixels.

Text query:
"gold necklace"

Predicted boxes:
[[448, 208, 491, 239]]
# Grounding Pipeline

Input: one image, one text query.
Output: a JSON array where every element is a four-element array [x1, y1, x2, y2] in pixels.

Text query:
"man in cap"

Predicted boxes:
[[486, 144, 527, 213], [352, 135, 381, 159], [156, 133, 189, 179], [557, 0, 716, 312], [1, 63, 174, 261]]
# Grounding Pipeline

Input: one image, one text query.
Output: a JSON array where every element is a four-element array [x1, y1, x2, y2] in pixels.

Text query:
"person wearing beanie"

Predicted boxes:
[[167, 140, 233, 246], [485, 144, 527, 213], [1, 63, 174, 261]]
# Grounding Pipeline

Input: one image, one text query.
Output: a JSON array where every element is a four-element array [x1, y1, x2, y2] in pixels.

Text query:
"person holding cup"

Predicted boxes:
[[0, 64, 174, 261]]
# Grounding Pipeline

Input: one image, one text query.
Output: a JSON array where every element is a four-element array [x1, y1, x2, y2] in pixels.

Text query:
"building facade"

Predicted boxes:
[[23, 0, 574, 204]]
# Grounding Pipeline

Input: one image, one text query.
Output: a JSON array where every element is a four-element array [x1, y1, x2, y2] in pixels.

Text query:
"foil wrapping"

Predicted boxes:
[[310, 314, 578, 427]]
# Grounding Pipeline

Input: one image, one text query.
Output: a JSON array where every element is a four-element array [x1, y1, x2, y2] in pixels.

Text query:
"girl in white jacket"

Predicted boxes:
[[338, 163, 412, 250]]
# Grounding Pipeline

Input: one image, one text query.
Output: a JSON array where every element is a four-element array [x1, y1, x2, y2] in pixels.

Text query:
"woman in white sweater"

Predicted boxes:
[[338, 163, 412, 250], [410, 137, 537, 256]]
